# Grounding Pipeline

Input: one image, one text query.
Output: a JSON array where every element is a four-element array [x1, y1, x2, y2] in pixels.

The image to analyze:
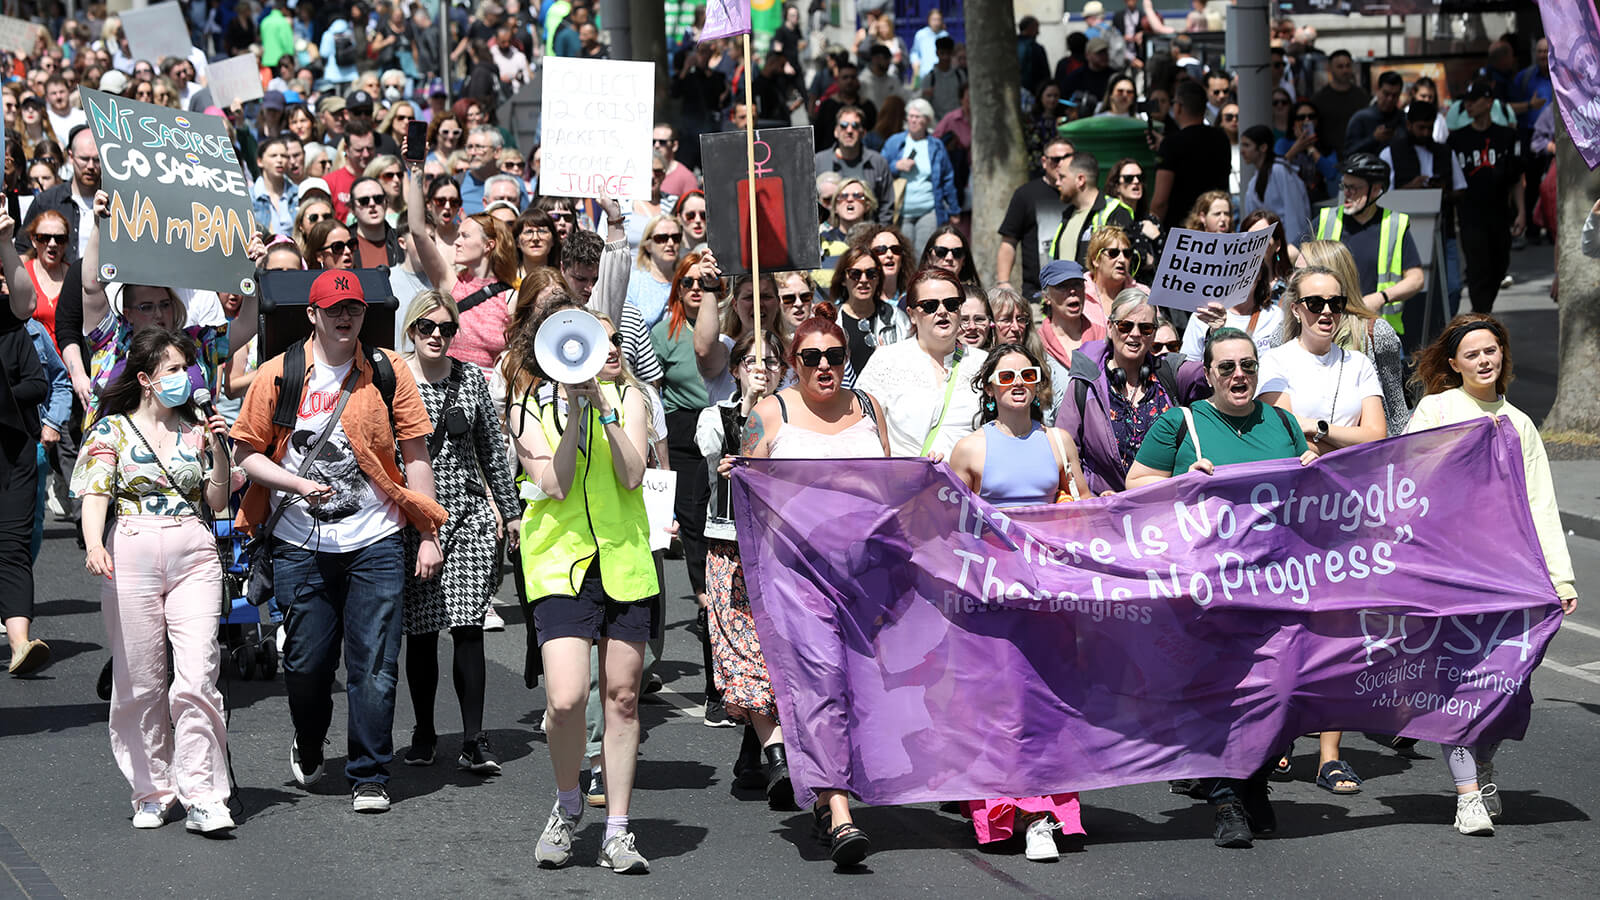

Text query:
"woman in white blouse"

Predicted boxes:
[[1254, 263, 1387, 797], [856, 268, 988, 459]]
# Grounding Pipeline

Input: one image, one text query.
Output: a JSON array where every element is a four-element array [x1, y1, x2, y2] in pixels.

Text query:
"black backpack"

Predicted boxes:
[[334, 31, 359, 67], [270, 340, 396, 438]]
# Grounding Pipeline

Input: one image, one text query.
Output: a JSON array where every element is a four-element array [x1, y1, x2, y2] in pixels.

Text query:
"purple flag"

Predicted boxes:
[[700, 0, 752, 42], [730, 418, 1562, 808], [1540, 0, 1600, 169]]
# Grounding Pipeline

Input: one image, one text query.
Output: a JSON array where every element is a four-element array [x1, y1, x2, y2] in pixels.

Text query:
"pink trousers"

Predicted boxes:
[[101, 515, 229, 808]]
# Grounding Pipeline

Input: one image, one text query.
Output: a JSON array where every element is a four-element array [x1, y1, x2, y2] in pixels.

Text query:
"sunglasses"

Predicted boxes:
[[779, 290, 812, 306], [740, 355, 784, 370], [608, 332, 624, 348], [869, 243, 899, 256], [844, 267, 879, 282], [652, 138, 672, 146], [1213, 359, 1259, 376], [547, 211, 573, 221], [322, 239, 356, 256], [796, 346, 848, 367], [33, 232, 68, 245], [837, 121, 863, 131], [1113, 320, 1157, 335], [353, 194, 384, 207], [913, 296, 962, 315], [990, 367, 1042, 387], [930, 245, 965, 260], [413, 318, 460, 338], [681, 209, 706, 222], [1100, 247, 1133, 261], [1154, 340, 1183, 354], [1295, 113, 1318, 121], [1221, 114, 1239, 122], [1044, 152, 1074, 165], [1298, 295, 1348, 315], [432, 196, 461, 207], [304, 212, 331, 224], [837, 191, 866, 203], [678, 275, 720, 292], [651, 232, 682, 245]]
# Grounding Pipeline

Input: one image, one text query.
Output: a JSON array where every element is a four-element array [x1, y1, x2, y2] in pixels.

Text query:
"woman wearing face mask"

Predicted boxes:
[[406, 163, 518, 375], [396, 291, 520, 775], [857, 268, 987, 459], [1404, 314, 1577, 837], [918, 224, 983, 290], [814, 178, 875, 290], [70, 327, 237, 832], [696, 330, 792, 807], [828, 245, 910, 376], [1238, 125, 1311, 247], [947, 341, 1090, 861], [740, 303, 889, 865], [1126, 327, 1315, 850], [625, 216, 683, 329], [1051, 289, 1210, 494], [1253, 265, 1385, 796]]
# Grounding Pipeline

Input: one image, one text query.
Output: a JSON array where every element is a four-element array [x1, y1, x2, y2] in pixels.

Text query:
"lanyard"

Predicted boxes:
[[919, 347, 964, 457]]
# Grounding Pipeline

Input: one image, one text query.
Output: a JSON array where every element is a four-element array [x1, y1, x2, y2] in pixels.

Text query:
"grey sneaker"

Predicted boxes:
[[535, 801, 582, 868], [597, 831, 650, 874], [184, 801, 236, 834]]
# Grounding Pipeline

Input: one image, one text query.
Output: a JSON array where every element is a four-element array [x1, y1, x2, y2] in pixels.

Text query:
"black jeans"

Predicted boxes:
[[1457, 215, 1512, 314]]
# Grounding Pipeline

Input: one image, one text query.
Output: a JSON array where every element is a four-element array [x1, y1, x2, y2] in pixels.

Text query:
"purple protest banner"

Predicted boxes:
[[1539, 0, 1600, 169], [701, 1, 752, 42], [730, 418, 1562, 808]]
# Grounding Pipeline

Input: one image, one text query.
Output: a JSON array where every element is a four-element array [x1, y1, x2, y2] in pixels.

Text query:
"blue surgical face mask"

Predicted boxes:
[[154, 372, 192, 408]]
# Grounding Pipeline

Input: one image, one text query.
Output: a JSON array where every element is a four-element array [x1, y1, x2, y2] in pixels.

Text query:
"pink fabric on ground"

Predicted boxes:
[[102, 515, 230, 808], [962, 793, 1085, 844]]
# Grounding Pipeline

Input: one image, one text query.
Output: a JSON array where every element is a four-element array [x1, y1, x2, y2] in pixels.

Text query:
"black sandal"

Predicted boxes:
[[828, 822, 871, 866]]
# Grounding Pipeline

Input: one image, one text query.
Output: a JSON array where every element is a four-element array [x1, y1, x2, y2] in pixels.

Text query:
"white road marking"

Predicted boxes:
[[1540, 657, 1600, 687], [1558, 620, 1600, 642]]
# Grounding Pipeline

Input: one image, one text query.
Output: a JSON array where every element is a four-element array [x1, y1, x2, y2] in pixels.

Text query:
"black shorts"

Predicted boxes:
[[532, 563, 654, 645]]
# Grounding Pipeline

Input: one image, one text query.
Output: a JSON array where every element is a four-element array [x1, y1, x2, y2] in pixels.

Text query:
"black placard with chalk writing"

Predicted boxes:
[[81, 88, 258, 297], [699, 126, 820, 277]]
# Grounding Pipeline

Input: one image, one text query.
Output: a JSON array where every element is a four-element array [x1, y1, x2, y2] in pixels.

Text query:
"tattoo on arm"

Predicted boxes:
[[739, 413, 765, 456]]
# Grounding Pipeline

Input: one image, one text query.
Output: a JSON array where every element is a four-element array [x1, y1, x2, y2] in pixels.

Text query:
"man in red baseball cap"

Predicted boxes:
[[231, 268, 447, 815]]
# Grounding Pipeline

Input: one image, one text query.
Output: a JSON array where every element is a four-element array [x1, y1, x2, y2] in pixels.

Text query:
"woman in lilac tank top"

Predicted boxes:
[[946, 342, 1091, 862]]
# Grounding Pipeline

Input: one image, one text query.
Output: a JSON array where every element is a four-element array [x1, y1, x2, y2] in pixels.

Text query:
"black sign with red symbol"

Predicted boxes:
[[699, 126, 821, 276]]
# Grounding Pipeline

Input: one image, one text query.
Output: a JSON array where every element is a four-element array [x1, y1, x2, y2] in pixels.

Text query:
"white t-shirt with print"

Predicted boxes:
[[1256, 341, 1383, 427], [271, 358, 406, 551]]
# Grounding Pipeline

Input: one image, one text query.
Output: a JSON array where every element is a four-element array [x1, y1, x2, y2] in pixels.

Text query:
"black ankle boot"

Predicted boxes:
[[732, 724, 764, 790], [763, 743, 795, 810]]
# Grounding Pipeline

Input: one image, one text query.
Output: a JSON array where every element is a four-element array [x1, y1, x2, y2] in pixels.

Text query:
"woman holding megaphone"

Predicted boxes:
[[506, 300, 656, 875]]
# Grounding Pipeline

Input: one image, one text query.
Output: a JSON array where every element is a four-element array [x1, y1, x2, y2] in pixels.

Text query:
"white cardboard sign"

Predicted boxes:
[[0, 15, 43, 56], [641, 468, 678, 553], [1148, 227, 1274, 313], [537, 57, 654, 202], [206, 55, 264, 108], [120, 3, 194, 65]]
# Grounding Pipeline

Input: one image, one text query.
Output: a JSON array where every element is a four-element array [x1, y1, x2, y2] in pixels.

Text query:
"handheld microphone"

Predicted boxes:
[[192, 387, 218, 418]]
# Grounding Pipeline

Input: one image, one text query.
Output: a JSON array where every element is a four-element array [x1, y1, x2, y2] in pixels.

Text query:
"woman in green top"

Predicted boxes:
[[1124, 327, 1314, 852], [512, 302, 656, 875]]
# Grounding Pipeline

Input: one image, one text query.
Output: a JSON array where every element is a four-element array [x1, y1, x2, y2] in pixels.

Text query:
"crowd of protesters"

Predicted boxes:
[[0, 0, 1579, 875]]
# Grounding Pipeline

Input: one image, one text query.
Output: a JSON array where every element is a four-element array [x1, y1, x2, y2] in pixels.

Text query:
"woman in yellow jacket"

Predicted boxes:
[[507, 301, 657, 875]]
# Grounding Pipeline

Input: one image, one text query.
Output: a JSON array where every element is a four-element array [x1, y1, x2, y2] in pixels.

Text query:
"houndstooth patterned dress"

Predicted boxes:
[[403, 361, 520, 634]]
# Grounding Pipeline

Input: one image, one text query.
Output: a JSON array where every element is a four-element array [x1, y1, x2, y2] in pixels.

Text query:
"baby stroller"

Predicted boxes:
[[216, 517, 281, 681]]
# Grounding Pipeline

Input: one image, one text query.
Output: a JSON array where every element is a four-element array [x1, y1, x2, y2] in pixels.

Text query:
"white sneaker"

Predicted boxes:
[[131, 801, 167, 829], [1455, 790, 1495, 835], [1023, 813, 1060, 862], [483, 606, 506, 631], [185, 801, 236, 834], [535, 800, 583, 868]]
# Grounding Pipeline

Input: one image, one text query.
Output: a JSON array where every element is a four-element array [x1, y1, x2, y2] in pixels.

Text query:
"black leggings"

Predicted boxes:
[[665, 408, 711, 596], [0, 435, 37, 621], [405, 626, 487, 741]]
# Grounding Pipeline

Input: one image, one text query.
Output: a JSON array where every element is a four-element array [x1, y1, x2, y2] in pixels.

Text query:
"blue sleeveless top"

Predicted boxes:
[[979, 422, 1059, 508]]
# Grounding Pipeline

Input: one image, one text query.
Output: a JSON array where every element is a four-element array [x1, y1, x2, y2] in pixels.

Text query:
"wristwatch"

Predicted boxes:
[[598, 410, 620, 426], [1313, 420, 1329, 443]]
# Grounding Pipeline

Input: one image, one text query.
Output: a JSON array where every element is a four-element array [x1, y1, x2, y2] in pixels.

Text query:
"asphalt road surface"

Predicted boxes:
[[1, 247, 1593, 899]]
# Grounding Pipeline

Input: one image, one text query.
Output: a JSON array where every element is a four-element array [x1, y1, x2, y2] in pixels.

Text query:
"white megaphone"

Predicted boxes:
[[534, 308, 609, 385]]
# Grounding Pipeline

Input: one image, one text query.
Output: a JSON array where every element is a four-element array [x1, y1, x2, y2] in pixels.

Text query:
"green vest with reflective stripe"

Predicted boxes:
[[1313, 206, 1410, 333], [518, 382, 658, 603], [1048, 196, 1134, 261]]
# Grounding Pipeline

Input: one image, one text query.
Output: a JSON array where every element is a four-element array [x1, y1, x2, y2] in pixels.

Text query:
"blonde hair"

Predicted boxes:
[[633, 214, 682, 270], [830, 177, 877, 227], [400, 289, 460, 352], [1289, 241, 1376, 352], [1279, 264, 1364, 352]]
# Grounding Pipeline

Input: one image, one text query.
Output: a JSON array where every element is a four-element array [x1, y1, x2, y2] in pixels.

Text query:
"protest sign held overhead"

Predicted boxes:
[[118, 3, 195, 66], [206, 55, 265, 108], [699, 126, 820, 276], [1148, 226, 1273, 313], [82, 89, 258, 297], [538, 57, 654, 202], [0, 15, 44, 56]]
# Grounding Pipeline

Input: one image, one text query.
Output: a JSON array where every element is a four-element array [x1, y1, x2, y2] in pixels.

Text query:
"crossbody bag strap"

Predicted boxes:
[[454, 281, 511, 315], [1182, 405, 1202, 463], [426, 360, 465, 457], [919, 348, 964, 457], [260, 365, 359, 540]]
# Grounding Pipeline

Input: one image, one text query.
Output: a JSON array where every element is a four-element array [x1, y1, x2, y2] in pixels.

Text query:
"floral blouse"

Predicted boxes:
[[1106, 373, 1175, 471], [70, 415, 216, 517]]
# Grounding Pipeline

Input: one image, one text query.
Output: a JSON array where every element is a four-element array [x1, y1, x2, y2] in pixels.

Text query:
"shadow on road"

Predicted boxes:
[[0, 700, 107, 737]]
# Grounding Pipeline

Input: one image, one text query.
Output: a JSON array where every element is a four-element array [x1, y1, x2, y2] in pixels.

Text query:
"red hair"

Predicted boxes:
[[788, 300, 847, 368], [664, 251, 710, 340], [906, 265, 965, 304]]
